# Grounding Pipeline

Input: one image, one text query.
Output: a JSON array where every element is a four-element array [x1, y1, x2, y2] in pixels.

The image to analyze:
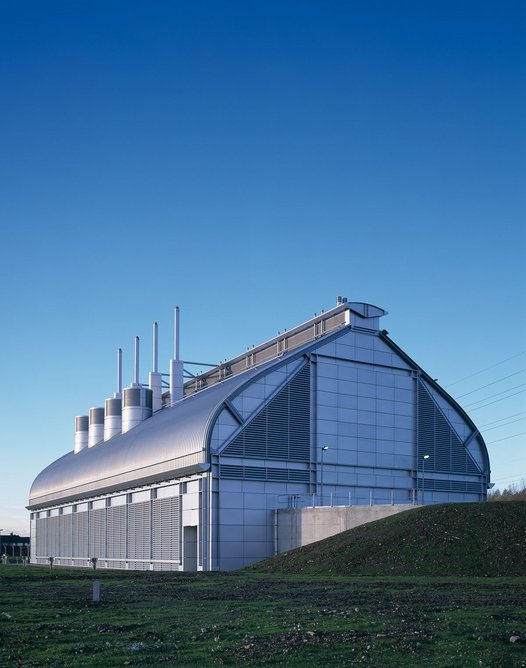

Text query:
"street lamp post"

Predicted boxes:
[[422, 455, 430, 504], [320, 446, 329, 506]]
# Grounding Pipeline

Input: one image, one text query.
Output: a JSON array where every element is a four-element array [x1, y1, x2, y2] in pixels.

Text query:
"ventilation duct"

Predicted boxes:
[[149, 322, 163, 413], [122, 336, 153, 433], [170, 306, 184, 405], [74, 415, 89, 453], [88, 407, 105, 447], [104, 348, 123, 441]]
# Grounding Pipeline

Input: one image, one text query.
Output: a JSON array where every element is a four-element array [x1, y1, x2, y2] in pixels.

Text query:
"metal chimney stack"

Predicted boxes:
[[74, 415, 89, 453], [149, 322, 163, 413], [104, 348, 123, 441], [170, 306, 184, 405], [122, 336, 153, 433], [88, 407, 105, 447]]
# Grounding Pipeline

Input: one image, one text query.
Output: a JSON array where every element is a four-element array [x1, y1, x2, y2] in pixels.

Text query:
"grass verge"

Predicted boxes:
[[0, 566, 525, 666]]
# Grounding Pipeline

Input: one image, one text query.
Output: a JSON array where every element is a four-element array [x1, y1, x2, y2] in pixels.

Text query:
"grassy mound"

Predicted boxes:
[[249, 501, 526, 576]]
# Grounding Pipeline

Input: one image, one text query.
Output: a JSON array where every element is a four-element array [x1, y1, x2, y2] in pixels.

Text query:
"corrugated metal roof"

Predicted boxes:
[[28, 367, 265, 509], [28, 302, 389, 510]]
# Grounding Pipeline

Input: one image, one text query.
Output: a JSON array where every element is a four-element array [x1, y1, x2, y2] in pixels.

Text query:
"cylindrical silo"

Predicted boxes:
[[88, 407, 105, 447], [104, 395, 122, 440], [121, 385, 153, 433], [74, 415, 89, 453]]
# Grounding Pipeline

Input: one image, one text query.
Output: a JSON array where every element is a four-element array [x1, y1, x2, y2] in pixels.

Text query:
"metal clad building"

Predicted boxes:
[[28, 300, 490, 570]]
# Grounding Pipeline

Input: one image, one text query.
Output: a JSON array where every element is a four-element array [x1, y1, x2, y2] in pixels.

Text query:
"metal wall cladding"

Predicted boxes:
[[417, 381, 481, 475], [224, 363, 311, 461], [128, 501, 151, 561], [152, 496, 180, 561], [35, 517, 47, 557], [32, 496, 182, 568], [107, 505, 126, 562], [72, 512, 88, 558], [89, 508, 106, 558], [220, 464, 309, 483], [47, 515, 60, 559], [424, 479, 484, 494], [59, 513, 72, 557]]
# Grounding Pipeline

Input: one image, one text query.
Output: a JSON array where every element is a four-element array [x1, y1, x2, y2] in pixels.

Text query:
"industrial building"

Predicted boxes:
[[28, 299, 491, 570]]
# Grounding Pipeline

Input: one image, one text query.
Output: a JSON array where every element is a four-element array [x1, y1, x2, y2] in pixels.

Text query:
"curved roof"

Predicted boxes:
[[28, 367, 267, 510], [29, 300, 490, 510], [28, 300, 375, 510]]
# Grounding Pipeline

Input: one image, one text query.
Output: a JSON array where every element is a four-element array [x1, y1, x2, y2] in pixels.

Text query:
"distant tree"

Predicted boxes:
[[488, 480, 526, 501]]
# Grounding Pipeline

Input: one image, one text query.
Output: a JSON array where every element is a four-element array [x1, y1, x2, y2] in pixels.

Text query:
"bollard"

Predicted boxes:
[[93, 580, 101, 604]]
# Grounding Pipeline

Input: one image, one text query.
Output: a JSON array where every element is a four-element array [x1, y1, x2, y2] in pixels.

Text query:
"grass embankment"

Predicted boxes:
[[249, 501, 526, 577], [1, 503, 525, 665], [0, 568, 525, 666]]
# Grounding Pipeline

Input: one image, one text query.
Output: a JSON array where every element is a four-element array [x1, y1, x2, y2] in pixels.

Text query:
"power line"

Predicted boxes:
[[479, 411, 526, 428], [481, 416, 526, 432], [468, 389, 526, 411], [454, 368, 526, 399], [464, 383, 526, 408], [486, 431, 526, 445], [445, 350, 526, 388]]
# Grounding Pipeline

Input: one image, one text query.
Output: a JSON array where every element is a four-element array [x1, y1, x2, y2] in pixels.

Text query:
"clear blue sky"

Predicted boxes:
[[1, 1, 524, 535]]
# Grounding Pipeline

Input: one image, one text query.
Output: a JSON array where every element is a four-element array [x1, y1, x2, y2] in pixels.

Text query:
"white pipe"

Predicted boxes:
[[174, 307, 180, 361], [150, 322, 162, 412], [117, 348, 122, 396], [134, 336, 139, 385], [170, 307, 183, 405], [153, 322, 158, 373]]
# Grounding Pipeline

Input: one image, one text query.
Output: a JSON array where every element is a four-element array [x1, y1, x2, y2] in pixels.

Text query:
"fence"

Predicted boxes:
[[283, 489, 419, 509]]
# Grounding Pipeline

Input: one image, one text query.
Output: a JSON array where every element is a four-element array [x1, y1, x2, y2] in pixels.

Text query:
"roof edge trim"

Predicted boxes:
[[27, 463, 210, 511]]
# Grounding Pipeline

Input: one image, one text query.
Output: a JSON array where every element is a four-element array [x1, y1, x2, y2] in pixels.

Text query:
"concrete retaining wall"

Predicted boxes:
[[276, 504, 416, 553]]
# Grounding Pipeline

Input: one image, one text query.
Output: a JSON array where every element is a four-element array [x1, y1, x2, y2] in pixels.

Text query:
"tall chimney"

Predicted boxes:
[[104, 348, 123, 441], [133, 335, 140, 385], [149, 322, 163, 412], [122, 336, 153, 432], [170, 306, 184, 405]]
